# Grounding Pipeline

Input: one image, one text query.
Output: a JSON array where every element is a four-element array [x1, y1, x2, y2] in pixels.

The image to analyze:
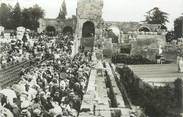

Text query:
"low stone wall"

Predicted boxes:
[[79, 69, 96, 115], [105, 63, 126, 108]]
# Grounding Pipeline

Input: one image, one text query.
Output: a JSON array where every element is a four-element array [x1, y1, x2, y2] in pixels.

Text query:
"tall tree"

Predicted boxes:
[[0, 3, 44, 30], [11, 2, 22, 29], [0, 3, 12, 29], [22, 8, 32, 29], [22, 4, 44, 31], [165, 31, 176, 42], [30, 4, 44, 30], [58, 0, 67, 19], [145, 7, 169, 25], [174, 16, 183, 39], [31, 4, 44, 21]]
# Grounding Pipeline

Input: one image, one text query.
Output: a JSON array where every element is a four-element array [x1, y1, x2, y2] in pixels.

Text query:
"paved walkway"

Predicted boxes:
[[79, 68, 111, 117], [129, 64, 183, 83], [94, 74, 111, 117]]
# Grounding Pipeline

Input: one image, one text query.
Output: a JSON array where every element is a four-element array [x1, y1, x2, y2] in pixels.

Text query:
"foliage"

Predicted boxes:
[[145, 7, 169, 25], [165, 31, 176, 42], [107, 29, 118, 43], [0, 3, 12, 29], [22, 4, 44, 30], [11, 2, 22, 29], [174, 16, 183, 39], [0, 3, 44, 30], [58, 0, 67, 19], [117, 66, 179, 117], [111, 54, 155, 64], [120, 44, 131, 54], [21, 8, 32, 29]]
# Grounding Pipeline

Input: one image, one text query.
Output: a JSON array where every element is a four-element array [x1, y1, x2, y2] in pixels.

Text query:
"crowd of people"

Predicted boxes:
[[0, 31, 70, 69], [0, 32, 35, 69], [0, 31, 93, 117]]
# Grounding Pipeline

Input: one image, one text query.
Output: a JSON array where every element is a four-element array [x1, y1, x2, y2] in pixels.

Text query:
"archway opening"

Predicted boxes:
[[46, 26, 56, 36], [63, 26, 73, 35], [82, 21, 95, 38], [138, 27, 150, 32], [81, 21, 95, 51]]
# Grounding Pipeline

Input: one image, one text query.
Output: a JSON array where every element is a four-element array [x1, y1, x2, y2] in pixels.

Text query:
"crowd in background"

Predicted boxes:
[[0, 31, 73, 69], [0, 31, 93, 117], [0, 33, 33, 69]]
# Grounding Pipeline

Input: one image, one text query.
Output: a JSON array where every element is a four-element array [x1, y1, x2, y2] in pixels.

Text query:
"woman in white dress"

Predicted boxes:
[[177, 56, 183, 72]]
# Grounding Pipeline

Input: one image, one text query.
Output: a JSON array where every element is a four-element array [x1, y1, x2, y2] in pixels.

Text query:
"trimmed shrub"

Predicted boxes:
[[112, 54, 155, 64], [116, 66, 179, 117]]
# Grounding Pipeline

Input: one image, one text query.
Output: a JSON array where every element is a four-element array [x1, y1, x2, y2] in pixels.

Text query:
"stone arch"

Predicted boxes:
[[108, 26, 120, 43], [46, 26, 56, 36], [63, 26, 73, 35], [82, 21, 95, 38], [80, 21, 95, 50], [46, 26, 56, 32], [138, 26, 151, 32]]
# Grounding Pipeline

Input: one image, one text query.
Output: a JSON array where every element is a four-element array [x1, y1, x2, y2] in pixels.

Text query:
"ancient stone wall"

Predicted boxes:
[[38, 17, 76, 33], [130, 38, 162, 61], [76, 0, 104, 49]]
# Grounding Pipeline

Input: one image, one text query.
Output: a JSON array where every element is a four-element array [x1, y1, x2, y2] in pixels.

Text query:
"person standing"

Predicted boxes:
[[22, 33, 28, 44]]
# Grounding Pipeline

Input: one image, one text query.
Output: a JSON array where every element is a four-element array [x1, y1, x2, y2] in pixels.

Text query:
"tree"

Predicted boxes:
[[31, 4, 44, 21], [31, 4, 44, 30], [21, 4, 44, 31], [22, 8, 32, 29], [58, 0, 67, 19], [107, 29, 118, 43], [145, 7, 169, 25], [11, 2, 22, 29], [165, 31, 176, 42], [174, 16, 183, 39], [0, 3, 44, 30], [0, 3, 12, 29]]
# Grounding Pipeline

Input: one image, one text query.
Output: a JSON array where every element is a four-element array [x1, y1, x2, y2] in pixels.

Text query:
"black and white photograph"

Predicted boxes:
[[0, 0, 183, 117]]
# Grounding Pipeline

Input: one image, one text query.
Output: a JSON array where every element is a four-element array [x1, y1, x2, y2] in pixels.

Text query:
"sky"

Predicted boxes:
[[0, 0, 183, 30]]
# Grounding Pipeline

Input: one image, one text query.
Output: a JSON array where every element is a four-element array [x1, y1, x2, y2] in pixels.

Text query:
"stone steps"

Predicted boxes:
[[0, 59, 37, 88]]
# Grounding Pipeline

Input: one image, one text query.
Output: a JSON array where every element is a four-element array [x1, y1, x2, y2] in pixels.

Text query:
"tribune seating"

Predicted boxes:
[[0, 59, 36, 88]]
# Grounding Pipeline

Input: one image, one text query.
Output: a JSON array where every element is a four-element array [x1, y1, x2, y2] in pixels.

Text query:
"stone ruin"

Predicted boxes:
[[37, 0, 167, 59]]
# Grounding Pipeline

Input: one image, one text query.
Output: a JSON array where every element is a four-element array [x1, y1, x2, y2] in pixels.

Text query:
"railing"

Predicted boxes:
[[0, 60, 28, 74]]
